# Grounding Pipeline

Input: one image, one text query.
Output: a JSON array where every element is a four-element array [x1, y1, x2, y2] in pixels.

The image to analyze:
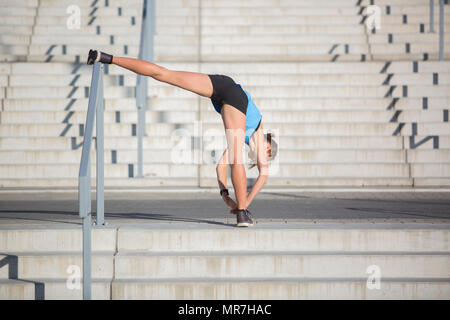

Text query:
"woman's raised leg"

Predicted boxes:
[[112, 56, 213, 98]]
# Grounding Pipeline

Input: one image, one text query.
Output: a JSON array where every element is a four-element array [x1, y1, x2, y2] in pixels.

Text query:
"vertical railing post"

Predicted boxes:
[[95, 68, 106, 226], [430, 0, 435, 33], [136, 0, 155, 178], [82, 172, 91, 300], [78, 62, 104, 300], [439, 0, 445, 61]]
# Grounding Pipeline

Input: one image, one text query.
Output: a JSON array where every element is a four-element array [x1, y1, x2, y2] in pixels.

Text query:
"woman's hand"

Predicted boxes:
[[222, 193, 237, 209]]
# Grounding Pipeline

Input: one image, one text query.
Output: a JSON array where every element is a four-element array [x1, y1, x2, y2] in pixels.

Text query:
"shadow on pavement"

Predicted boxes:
[[0, 210, 236, 227]]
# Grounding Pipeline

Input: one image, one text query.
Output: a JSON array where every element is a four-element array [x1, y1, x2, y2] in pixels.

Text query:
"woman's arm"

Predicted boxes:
[[216, 149, 238, 209], [245, 133, 270, 208], [246, 164, 268, 208]]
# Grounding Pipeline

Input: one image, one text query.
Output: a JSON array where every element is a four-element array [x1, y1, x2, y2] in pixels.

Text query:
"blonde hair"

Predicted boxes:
[[248, 132, 278, 170]]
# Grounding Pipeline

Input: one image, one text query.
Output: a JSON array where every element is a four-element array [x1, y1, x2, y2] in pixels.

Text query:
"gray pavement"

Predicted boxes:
[[0, 190, 449, 226]]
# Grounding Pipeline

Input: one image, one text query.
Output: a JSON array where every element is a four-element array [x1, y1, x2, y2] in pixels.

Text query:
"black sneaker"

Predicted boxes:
[[237, 209, 253, 227], [87, 49, 113, 65], [245, 209, 254, 225]]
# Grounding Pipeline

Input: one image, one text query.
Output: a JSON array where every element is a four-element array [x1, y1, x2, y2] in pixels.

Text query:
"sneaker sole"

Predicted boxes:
[[237, 223, 249, 227], [237, 222, 254, 227]]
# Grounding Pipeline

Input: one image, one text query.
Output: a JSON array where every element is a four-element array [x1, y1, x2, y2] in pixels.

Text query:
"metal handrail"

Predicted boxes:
[[77, 0, 155, 300], [78, 61, 105, 300], [439, 0, 444, 61], [135, 0, 155, 178], [430, 0, 445, 60]]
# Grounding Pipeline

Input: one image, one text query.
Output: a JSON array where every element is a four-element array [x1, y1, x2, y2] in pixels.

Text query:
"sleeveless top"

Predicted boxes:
[[210, 84, 262, 145]]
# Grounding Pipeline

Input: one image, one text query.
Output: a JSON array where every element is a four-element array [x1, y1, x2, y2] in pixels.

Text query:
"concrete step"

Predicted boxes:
[[37, 0, 142, 5], [0, 228, 116, 253], [32, 25, 140, 35], [162, 25, 366, 35], [200, 35, 368, 45], [3, 97, 449, 112], [194, 15, 450, 26], [111, 278, 450, 299], [0, 178, 436, 189], [0, 163, 198, 179], [411, 164, 450, 178], [195, 24, 415, 35], [27, 44, 140, 56], [199, 6, 360, 16], [0, 177, 417, 188], [4, 222, 446, 254], [371, 43, 450, 55], [198, 43, 370, 55], [201, 163, 412, 178], [0, 149, 418, 165], [34, 16, 141, 26], [0, 110, 200, 124], [29, 35, 140, 46], [198, 16, 362, 26], [6, 162, 442, 179], [14, 34, 365, 46], [0, 15, 139, 27], [27, 7, 141, 16], [0, 253, 113, 280], [372, 53, 450, 62], [360, 0, 440, 5], [200, 0, 421, 7], [0, 177, 198, 188], [1, 268, 449, 299], [0, 148, 449, 166], [0, 136, 407, 150], [414, 178, 450, 187], [408, 150, 450, 163], [114, 252, 450, 279], [0, 26, 32, 35], [3, 252, 448, 282], [365, 5, 450, 15], [0, 279, 110, 300], [1, 122, 448, 137], [369, 33, 450, 44], [2, 110, 447, 124], [0, 123, 181, 137], [0, 35, 30, 46], [117, 223, 450, 253], [217, 177, 417, 188], [0, 7, 140, 17], [5, 84, 450, 99], [7, 73, 450, 88], [3, 61, 448, 76], [0, 0, 38, 7]]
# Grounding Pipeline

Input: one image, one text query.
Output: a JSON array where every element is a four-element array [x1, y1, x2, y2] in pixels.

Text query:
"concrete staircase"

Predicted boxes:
[[0, 0, 449, 190], [1, 222, 449, 299]]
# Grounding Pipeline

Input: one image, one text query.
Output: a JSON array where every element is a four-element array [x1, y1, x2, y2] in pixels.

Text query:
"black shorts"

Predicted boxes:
[[208, 74, 248, 115]]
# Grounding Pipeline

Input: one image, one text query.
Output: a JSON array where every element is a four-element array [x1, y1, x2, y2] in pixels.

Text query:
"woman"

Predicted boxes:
[[87, 50, 278, 227]]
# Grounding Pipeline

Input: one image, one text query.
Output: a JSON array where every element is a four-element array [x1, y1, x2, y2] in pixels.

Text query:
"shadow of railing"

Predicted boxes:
[[0, 254, 45, 300], [0, 210, 235, 227]]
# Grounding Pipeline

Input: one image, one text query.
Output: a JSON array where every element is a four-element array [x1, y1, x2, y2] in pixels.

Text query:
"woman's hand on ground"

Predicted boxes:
[[222, 194, 237, 209]]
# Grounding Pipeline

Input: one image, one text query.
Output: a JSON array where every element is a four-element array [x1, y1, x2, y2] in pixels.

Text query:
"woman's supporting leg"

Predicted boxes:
[[221, 104, 248, 210], [112, 56, 213, 98]]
